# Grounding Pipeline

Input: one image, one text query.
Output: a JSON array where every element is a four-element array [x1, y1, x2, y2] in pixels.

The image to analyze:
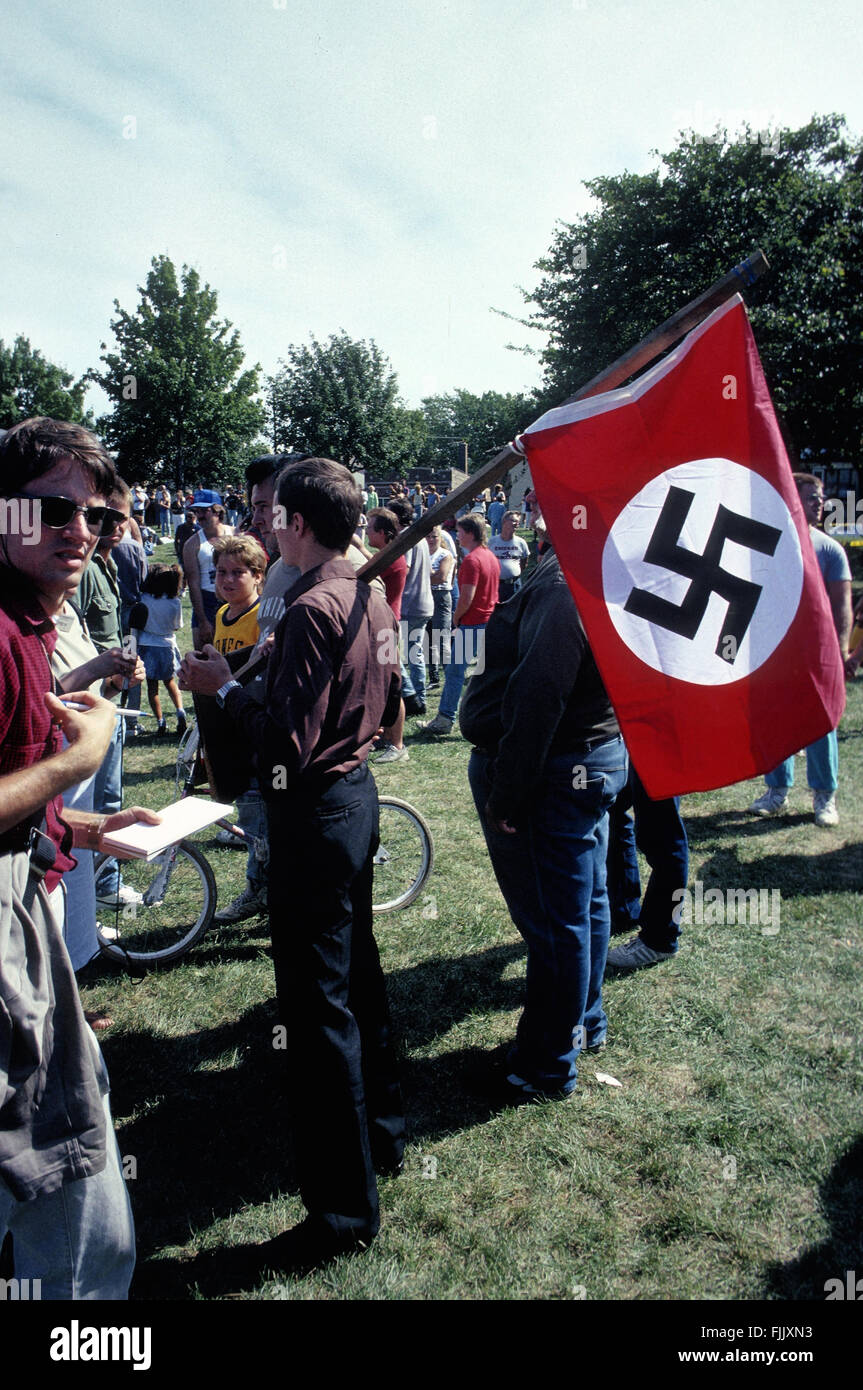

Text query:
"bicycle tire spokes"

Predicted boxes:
[[145, 845, 180, 903], [97, 841, 215, 967]]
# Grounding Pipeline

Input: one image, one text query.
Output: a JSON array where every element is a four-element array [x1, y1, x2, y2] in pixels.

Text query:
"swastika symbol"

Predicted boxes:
[[623, 486, 782, 663]]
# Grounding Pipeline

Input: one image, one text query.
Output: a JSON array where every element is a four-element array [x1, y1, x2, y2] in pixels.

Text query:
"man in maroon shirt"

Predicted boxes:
[[420, 511, 500, 735], [0, 417, 158, 1299], [181, 457, 404, 1275]]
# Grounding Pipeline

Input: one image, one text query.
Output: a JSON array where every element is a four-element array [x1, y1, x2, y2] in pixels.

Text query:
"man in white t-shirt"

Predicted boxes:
[[749, 473, 851, 827], [489, 512, 530, 602]]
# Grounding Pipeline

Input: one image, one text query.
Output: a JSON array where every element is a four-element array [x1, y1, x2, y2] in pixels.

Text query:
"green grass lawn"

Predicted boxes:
[[79, 536, 862, 1301]]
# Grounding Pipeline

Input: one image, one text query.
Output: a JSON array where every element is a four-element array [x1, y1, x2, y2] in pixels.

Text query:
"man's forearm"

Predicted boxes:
[[452, 591, 474, 627], [0, 748, 98, 838], [829, 580, 852, 657]]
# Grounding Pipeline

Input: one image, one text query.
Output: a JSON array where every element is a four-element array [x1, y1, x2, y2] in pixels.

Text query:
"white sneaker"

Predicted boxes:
[[214, 826, 244, 847], [813, 790, 838, 827], [97, 884, 144, 908], [373, 743, 410, 764], [606, 935, 676, 971], [749, 788, 789, 816]]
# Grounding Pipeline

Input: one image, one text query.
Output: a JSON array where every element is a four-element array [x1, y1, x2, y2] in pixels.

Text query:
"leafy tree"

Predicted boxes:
[[523, 115, 863, 461], [268, 332, 426, 476], [90, 255, 265, 489], [0, 335, 92, 428], [421, 388, 536, 472]]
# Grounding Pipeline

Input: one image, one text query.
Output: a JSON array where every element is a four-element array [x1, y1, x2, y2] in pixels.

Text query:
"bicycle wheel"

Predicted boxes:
[[95, 839, 217, 969], [373, 796, 434, 913], [175, 723, 200, 795]]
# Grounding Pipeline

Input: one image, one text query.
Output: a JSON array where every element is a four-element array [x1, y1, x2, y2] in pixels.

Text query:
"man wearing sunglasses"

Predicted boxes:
[[77, 478, 147, 909], [0, 416, 159, 1299]]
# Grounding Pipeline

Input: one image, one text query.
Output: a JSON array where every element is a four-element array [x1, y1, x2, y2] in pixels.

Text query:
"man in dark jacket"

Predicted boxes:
[[461, 540, 627, 1100]]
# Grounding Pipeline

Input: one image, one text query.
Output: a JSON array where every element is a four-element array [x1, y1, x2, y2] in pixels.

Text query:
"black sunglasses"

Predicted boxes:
[[14, 494, 119, 537]]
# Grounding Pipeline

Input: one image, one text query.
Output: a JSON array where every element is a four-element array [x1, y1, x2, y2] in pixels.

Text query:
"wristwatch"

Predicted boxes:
[[216, 679, 241, 708]]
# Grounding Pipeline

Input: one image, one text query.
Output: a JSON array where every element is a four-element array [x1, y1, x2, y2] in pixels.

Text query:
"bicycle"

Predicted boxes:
[[96, 723, 434, 969]]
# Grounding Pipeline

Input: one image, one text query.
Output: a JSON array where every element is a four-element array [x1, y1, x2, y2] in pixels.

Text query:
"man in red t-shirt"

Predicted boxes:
[[419, 513, 499, 735], [366, 508, 407, 619]]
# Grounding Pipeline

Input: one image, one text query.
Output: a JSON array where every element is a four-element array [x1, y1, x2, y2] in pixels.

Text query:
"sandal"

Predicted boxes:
[[85, 1009, 115, 1031]]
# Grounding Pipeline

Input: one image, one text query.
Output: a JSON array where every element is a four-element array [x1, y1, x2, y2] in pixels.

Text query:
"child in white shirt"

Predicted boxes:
[[132, 564, 186, 737]]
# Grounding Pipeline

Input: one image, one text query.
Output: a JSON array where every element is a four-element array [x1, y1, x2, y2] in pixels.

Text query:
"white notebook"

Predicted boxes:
[[100, 797, 234, 861]]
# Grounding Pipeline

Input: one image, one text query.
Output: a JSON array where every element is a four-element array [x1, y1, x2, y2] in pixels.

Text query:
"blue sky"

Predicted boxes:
[[2, 0, 861, 426]]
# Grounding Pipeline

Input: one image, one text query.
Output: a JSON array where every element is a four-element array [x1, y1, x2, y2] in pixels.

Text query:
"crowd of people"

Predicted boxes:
[[0, 417, 854, 1296]]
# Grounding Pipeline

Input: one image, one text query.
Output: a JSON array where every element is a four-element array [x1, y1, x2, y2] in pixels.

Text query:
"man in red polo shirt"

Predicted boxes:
[[419, 512, 499, 736], [0, 417, 158, 1299]]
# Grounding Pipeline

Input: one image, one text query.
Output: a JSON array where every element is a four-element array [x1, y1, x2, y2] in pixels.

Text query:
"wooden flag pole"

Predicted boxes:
[[358, 248, 769, 582]]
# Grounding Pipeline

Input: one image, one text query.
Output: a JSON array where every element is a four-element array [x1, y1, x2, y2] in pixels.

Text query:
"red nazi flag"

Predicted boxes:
[[519, 294, 845, 799]]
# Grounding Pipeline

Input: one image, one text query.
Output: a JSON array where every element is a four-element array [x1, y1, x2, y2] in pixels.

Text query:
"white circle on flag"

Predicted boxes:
[[601, 459, 803, 686]]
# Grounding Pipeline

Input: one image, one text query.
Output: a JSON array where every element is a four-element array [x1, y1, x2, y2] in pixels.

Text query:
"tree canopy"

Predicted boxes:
[[0, 335, 92, 429], [268, 332, 427, 476], [420, 388, 535, 473], [524, 114, 863, 461], [90, 255, 265, 488]]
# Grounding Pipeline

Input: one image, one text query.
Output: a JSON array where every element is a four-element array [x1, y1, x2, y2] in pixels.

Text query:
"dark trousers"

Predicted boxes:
[[606, 764, 688, 954], [266, 764, 404, 1242]]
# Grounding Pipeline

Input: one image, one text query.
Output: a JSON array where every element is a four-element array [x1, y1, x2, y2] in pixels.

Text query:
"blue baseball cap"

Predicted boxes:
[[191, 489, 222, 509]]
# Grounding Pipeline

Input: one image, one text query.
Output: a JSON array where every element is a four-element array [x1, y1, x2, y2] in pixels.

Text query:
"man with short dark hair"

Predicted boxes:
[[0, 417, 159, 1298], [209, 454, 302, 921], [181, 457, 404, 1271], [78, 480, 146, 907]]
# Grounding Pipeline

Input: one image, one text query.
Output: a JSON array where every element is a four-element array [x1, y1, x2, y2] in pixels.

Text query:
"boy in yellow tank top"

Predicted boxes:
[[212, 534, 266, 655]]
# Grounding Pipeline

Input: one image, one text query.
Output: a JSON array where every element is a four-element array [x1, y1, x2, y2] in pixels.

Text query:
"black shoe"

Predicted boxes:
[[258, 1219, 374, 1277], [372, 1144, 405, 1178], [403, 695, 427, 717]]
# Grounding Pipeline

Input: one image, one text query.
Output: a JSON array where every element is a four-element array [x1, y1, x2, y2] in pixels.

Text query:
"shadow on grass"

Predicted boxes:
[[106, 943, 525, 1299], [689, 842, 863, 899], [837, 723, 863, 744], [763, 1135, 863, 1298], [122, 763, 178, 789], [686, 808, 816, 844]]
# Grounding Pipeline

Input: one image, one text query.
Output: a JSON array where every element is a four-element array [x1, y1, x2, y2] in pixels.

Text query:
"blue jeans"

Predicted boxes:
[[426, 591, 452, 682], [469, 739, 628, 1094], [439, 623, 485, 723], [766, 730, 838, 792], [607, 765, 689, 954], [399, 612, 431, 704], [93, 719, 124, 898], [236, 785, 267, 898]]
